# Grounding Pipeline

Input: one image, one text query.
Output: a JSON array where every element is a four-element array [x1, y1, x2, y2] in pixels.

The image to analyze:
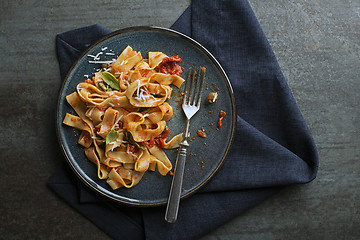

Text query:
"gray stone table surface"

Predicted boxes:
[[1, 0, 359, 239]]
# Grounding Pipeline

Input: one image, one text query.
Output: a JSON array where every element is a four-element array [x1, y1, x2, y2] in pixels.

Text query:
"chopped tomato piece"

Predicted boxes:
[[155, 138, 166, 149], [217, 110, 226, 127], [83, 135, 91, 143], [85, 79, 94, 85], [159, 127, 169, 139], [126, 144, 136, 154], [148, 128, 169, 149], [158, 56, 184, 76], [148, 135, 155, 148], [197, 130, 207, 138]]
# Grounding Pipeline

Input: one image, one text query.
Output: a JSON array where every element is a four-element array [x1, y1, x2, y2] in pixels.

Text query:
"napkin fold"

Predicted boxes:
[[49, 1, 318, 239]]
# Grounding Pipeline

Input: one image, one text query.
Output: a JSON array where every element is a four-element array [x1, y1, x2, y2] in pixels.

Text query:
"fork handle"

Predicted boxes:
[[165, 140, 189, 223]]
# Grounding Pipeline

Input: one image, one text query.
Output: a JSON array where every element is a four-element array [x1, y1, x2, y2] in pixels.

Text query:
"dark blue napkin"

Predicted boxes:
[[49, 1, 318, 239]]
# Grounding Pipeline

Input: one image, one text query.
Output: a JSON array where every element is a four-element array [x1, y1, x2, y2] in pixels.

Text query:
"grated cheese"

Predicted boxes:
[[213, 92, 218, 102], [151, 98, 162, 102], [87, 52, 103, 61], [120, 60, 128, 65], [135, 88, 148, 102], [110, 115, 123, 131], [95, 52, 103, 59], [87, 54, 97, 59], [88, 60, 115, 64], [109, 141, 117, 151]]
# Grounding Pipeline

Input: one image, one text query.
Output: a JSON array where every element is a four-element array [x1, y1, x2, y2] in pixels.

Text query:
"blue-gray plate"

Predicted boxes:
[[57, 26, 236, 207]]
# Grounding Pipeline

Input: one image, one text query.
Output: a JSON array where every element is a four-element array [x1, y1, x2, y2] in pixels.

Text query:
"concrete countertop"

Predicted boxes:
[[1, 0, 359, 239]]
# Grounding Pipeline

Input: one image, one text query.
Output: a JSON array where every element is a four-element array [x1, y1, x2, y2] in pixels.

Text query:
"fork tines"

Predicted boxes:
[[183, 67, 206, 107]]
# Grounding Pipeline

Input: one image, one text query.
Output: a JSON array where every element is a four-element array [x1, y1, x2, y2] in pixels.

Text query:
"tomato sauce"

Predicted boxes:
[[158, 56, 184, 76], [146, 127, 169, 149], [217, 110, 226, 127], [84, 79, 94, 85], [148, 135, 155, 148], [98, 107, 109, 111], [126, 144, 136, 154], [197, 130, 207, 138]]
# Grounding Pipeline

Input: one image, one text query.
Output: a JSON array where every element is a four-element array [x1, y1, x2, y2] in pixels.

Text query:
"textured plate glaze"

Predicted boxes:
[[57, 26, 236, 206]]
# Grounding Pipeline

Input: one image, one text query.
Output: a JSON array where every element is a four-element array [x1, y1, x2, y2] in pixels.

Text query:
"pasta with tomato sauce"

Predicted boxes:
[[63, 46, 185, 189]]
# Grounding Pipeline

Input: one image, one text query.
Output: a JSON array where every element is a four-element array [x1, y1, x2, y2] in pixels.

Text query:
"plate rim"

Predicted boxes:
[[56, 26, 236, 207]]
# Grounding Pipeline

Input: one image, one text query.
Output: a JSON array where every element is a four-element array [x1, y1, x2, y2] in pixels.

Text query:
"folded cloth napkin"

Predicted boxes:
[[48, 0, 318, 239]]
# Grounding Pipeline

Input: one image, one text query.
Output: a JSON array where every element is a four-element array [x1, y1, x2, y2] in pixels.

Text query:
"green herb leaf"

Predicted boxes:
[[134, 142, 146, 150], [123, 129, 129, 142], [102, 72, 119, 90], [106, 129, 120, 145], [123, 129, 146, 150], [98, 82, 109, 92]]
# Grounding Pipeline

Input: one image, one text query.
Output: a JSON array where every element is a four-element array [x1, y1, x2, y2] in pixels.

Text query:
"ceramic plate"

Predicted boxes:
[[57, 26, 236, 206]]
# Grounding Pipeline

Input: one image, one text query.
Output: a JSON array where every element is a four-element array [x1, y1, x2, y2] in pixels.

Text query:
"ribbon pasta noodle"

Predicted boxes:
[[63, 46, 185, 189]]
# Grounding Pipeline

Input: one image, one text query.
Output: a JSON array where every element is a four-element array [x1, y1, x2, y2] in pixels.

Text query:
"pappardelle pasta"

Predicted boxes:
[[63, 46, 185, 190]]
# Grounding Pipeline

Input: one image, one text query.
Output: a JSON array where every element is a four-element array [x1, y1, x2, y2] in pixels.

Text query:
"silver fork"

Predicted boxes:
[[165, 67, 205, 223]]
